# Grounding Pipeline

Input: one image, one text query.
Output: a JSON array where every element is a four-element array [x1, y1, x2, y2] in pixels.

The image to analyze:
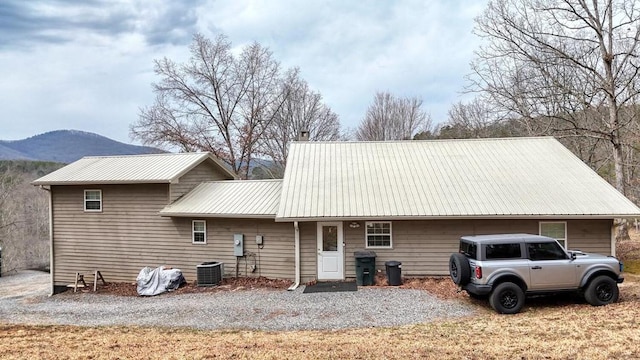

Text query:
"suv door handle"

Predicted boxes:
[[531, 266, 542, 270]]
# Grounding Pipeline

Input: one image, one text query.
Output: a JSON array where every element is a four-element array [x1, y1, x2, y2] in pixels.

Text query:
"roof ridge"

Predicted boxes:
[[81, 152, 209, 159], [291, 137, 556, 145], [201, 179, 283, 184]]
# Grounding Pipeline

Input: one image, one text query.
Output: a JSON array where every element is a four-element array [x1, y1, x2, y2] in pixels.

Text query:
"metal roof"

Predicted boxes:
[[160, 180, 282, 218], [32, 152, 236, 185], [276, 137, 640, 221]]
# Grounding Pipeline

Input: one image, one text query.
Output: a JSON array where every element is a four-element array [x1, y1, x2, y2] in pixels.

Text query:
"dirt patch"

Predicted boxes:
[[0, 270, 49, 300], [90, 272, 462, 299], [89, 276, 292, 297]]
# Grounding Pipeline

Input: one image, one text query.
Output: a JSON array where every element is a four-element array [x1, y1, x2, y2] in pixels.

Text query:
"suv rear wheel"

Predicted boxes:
[[449, 253, 471, 285], [489, 282, 525, 314], [584, 275, 619, 306]]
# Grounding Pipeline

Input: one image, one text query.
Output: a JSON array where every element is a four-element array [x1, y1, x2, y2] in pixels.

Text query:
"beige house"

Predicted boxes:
[[34, 137, 640, 294]]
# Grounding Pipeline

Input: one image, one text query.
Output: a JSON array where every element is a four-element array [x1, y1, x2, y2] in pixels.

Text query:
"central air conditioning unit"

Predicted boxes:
[[197, 261, 224, 286]]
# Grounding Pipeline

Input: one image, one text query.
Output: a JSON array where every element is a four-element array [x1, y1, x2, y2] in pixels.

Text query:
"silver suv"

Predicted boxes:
[[449, 234, 624, 314]]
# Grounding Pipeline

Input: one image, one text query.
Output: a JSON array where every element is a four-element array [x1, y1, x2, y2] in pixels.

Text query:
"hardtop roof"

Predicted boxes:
[[460, 233, 556, 244]]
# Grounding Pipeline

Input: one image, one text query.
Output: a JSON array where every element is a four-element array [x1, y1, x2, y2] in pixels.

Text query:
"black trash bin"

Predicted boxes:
[[385, 261, 402, 286], [354, 250, 376, 286]]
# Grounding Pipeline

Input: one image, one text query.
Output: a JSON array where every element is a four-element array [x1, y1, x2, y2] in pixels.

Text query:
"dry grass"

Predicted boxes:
[[619, 229, 640, 275], [3, 233, 640, 359], [2, 277, 639, 359], [2, 285, 640, 360]]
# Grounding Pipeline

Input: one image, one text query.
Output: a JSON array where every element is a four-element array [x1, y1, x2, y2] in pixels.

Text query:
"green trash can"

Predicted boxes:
[[354, 250, 376, 286]]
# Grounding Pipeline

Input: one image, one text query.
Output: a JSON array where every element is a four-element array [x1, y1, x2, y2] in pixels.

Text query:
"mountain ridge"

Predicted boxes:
[[0, 130, 164, 164]]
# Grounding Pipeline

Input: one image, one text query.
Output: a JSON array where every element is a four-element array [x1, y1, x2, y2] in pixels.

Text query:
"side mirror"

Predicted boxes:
[[570, 252, 576, 260]]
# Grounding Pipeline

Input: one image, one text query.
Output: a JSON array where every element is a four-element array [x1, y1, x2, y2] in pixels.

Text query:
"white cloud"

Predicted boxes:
[[0, 0, 486, 142]]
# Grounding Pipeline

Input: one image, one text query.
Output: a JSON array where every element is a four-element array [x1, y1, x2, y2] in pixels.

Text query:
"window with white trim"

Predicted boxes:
[[192, 220, 207, 244], [84, 190, 102, 212], [366, 222, 392, 248], [539, 221, 567, 248]]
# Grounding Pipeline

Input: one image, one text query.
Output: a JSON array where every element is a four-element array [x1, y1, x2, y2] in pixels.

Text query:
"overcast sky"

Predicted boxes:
[[0, 0, 486, 144]]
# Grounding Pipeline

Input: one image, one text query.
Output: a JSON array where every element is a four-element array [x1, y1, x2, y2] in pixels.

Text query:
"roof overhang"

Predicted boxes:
[[159, 212, 276, 219], [275, 214, 638, 222], [32, 180, 171, 186]]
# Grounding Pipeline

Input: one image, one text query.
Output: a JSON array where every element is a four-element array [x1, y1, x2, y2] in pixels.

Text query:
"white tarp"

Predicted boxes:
[[136, 266, 185, 296]]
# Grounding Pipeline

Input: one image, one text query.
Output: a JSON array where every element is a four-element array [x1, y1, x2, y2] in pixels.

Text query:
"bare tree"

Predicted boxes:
[[446, 98, 498, 138], [257, 69, 340, 177], [0, 163, 50, 274], [131, 34, 288, 178], [356, 92, 433, 141], [470, 0, 640, 239]]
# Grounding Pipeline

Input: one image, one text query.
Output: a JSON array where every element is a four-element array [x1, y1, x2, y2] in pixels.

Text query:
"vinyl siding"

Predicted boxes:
[[299, 222, 317, 283], [51, 184, 294, 286], [170, 161, 230, 202], [51, 180, 612, 285], [300, 219, 612, 281]]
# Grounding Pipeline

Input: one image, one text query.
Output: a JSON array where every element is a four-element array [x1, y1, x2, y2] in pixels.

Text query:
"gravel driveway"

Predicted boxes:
[[0, 271, 476, 331]]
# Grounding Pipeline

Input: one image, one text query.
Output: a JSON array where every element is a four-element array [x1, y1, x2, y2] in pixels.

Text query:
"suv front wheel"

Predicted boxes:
[[489, 282, 525, 314], [584, 275, 619, 306]]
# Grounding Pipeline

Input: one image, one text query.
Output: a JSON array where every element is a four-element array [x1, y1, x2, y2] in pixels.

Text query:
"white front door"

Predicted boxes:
[[317, 222, 344, 280]]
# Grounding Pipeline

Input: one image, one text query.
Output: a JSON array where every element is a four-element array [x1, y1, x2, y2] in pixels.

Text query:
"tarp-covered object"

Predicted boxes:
[[136, 266, 186, 296]]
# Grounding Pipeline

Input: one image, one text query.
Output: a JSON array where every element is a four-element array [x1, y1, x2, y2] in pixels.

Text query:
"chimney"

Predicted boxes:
[[297, 130, 310, 141]]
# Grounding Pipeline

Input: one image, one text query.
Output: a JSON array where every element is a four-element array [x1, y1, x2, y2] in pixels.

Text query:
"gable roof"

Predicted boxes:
[[276, 137, 640, 221], [160, 180, 281, 218], [32, 152, 237, 185]]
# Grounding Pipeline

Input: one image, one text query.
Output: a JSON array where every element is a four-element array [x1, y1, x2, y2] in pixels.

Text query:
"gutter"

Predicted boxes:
[[287, 221, 300, 291], [40, 186, 55, 296]]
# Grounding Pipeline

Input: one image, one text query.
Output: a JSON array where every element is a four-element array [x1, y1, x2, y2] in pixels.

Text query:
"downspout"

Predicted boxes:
[[288, 221, 300, 291], [40, 186, 54, 296], [611, 220, 616, 257]]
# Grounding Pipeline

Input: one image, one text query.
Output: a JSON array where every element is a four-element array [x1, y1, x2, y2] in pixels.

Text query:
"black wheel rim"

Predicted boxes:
[[595, 283, 613, 302], [451, 261, 458, 279], [500, 290, 518, 309]]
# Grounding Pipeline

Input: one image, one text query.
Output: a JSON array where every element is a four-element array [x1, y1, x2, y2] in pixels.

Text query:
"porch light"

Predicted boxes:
[[349, 222, 360, 228]]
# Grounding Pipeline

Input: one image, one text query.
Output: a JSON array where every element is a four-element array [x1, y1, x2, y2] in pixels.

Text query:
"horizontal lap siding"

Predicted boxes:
[[299, 222, 317, 283], [52, 184, 295, 286], [202, 219, 295, 280], [301, 219, 613, 280], [170, 162, 229, 202], [567, 219, 612, 254]]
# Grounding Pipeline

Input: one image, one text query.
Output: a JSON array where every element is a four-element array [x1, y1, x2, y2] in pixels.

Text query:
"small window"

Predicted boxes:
[[366, 222, 392, 248], [192, 220, 206, 244], [459, 241, 477, 259], [528, 242, 568, 261], [486, 243, 522, 259], [540, 222, 567, 248], [84, 190, 102, 212]]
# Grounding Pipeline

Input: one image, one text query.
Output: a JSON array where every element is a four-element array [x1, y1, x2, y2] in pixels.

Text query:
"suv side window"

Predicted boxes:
[[527, 242, 567, 261], [459, 241, 477, 259], [486, 243, 522, 259]]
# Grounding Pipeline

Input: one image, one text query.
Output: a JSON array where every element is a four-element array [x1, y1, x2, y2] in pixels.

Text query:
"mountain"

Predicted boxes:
[[0, 130, 164, 163]]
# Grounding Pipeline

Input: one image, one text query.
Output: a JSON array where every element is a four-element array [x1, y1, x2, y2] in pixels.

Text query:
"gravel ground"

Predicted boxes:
[[0, 270, 476, 331]]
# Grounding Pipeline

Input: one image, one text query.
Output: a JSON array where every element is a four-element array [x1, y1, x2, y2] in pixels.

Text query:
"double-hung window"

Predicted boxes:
[[84, 190, 102, 212], [365, 222, 392, 248], [192, 220, 207, 244], [539, 221, 567, 248]]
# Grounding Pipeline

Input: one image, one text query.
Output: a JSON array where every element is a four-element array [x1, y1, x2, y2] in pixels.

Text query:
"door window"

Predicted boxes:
[[528, 242, 567, 261], [322, 226, 338, 251]]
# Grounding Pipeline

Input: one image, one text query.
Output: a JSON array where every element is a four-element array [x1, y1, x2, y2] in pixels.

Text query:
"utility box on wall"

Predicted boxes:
[[233, 234, 244, 256]]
